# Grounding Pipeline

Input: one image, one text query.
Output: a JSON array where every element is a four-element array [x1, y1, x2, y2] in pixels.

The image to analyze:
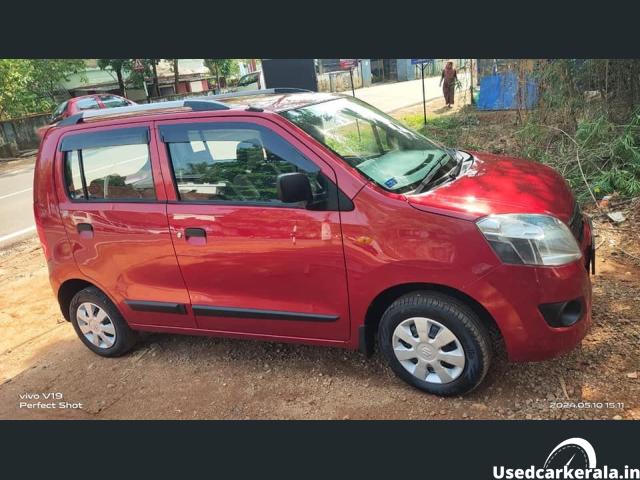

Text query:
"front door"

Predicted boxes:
[[56, 124, 195, 329], [156, 117, 350, 342]]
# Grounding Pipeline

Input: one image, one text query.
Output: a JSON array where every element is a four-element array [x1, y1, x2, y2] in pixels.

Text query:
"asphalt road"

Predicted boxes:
[[0, 160, 36, 249], [353, 72, 471, 113]]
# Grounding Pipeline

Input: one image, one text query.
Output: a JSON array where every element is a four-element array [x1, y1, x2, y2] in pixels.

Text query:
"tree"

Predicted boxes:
[[118, 59, 161, 98], [30, 60, 86, 103], [147, 59, 161, 97], [204, 59, 239, 91], [0, 59, 85, 119], [97, 59, 131, 95], [167, 59, 180, 94]]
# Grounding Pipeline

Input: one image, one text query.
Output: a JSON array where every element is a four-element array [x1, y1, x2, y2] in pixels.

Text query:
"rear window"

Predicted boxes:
[[52, 101, 68, 118], [62, 128, 155, 201]]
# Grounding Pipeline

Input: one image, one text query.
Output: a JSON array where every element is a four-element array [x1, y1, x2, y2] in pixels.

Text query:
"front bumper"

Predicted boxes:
[[466, 215, 594, 362]]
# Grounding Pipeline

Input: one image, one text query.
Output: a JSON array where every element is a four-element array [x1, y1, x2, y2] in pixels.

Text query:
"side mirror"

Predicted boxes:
[[277, 172, 312, 204]]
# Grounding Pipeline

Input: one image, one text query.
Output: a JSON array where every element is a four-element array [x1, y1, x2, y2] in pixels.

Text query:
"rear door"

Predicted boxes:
[[155, 116, 351, 342], [55, 123, 196, 329]]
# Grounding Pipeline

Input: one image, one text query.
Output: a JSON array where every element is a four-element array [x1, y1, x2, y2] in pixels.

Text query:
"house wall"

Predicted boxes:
[[317, 66, 364, 93], [0, 113, 50, 158], [396, 59, 416, 81]]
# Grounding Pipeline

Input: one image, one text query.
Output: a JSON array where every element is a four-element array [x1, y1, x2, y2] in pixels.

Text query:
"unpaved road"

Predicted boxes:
[[0, 214, 638, 420]]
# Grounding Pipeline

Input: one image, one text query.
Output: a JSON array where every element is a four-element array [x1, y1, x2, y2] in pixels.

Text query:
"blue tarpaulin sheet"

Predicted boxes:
[[477, 72, 538, 110]]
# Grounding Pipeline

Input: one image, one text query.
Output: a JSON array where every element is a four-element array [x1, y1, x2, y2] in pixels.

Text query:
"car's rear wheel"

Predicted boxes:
[[69, 287, 137, 357], [378, 291, 492, 396]]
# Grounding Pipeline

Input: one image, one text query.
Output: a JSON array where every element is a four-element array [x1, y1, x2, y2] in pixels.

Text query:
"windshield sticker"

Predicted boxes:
[[384, 177, 398, 188]]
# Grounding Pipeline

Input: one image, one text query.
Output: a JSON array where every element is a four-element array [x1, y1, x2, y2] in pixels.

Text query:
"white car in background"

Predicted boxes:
[[235, 71, 264, 91]]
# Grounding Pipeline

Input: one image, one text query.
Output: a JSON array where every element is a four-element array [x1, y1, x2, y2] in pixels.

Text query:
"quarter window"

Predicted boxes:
[[63, 139, 155, 201], [163, 123, 330, 207]]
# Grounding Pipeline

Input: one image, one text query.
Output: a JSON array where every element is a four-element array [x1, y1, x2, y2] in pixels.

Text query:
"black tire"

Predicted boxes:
[[69, 286, 137, 357], [378, 291, 492, 396]]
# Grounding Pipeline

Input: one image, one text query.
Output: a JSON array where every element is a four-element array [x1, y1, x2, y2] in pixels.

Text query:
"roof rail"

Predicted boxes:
[[57, 98, 230, 126], [56, 88, 311, 126], [202, 88, 312, 101]]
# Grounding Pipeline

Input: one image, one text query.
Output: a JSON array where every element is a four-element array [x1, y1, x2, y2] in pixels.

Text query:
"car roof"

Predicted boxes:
[[55, 90, 343, 128], [69, 94, 101, 102], [68, 93, 127, 103]]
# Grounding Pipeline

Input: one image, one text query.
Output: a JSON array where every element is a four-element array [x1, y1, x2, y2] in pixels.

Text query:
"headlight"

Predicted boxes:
[[477, 214, 582, 266]]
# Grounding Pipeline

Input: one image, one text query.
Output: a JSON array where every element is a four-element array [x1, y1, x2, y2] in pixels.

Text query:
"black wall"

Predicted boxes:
[[261, 59, 318, 91]]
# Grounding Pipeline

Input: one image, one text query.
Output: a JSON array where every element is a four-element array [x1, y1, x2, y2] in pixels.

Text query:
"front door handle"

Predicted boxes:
[[185, 227, 207, 245], [76, 222, 94, 238]]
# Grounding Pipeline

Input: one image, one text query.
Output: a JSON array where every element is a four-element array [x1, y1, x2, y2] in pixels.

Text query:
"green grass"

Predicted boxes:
[[395, 111, 482, 150]]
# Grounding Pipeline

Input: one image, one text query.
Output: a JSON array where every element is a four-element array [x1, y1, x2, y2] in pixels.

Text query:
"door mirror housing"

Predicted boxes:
[[277, 172, 312, 204]]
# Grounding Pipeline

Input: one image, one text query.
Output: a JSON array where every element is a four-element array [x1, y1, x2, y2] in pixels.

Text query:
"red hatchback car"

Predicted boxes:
[[34, 90, 594, 396], [50, 94, 136, 124]]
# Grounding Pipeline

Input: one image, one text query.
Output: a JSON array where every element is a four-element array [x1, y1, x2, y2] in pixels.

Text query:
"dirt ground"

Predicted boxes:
[[1, 104, 638, 420]]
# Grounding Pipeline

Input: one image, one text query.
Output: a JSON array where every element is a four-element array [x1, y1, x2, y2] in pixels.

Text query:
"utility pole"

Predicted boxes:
[[349, 66, 356, 97], [411, 59, 431, 125], [469, 58, 475, 105], [421, 63, 427, 125]]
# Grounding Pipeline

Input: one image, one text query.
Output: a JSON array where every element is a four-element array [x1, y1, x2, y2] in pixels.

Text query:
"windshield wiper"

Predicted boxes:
[[446, 147, 464, 178], [413, 151, 455, 193]]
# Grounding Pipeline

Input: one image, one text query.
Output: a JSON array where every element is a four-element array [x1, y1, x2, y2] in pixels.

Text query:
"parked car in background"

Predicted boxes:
[[50, 94, 136, 124], [37, 94, 137, 142], [34, 90, 594, 396], [233, 71, 263, 92]]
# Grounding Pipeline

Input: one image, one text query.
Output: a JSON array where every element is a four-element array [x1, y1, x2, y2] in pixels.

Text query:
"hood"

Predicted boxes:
[[406, 151, 576, 223]]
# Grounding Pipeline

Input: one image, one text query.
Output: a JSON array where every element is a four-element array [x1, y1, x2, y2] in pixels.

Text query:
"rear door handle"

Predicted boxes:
[[185, 228, 206, 238], [76, 222, 94, 239], [185, 227, 207, 245]]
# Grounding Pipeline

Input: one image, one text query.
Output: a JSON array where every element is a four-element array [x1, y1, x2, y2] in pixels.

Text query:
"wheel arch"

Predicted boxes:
[[361, 282, 505, 355], [57, 278, 99, 321]]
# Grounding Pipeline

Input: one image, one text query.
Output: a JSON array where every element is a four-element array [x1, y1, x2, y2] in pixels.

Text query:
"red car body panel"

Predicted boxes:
[[406, 152, 576, 222], [155, 115, 351, 341], [33, 102, 593, 361], [47, 121, 195, 329]]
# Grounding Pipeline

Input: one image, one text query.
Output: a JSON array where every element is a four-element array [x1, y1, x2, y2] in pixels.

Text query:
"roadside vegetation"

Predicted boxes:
[[399, 60, 640, 205], [0, 59, 85, 119], [0, 59, 246, 120]]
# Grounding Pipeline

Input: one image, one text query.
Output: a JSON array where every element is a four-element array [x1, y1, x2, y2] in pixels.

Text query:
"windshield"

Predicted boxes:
[[280, 97, 457, 193]]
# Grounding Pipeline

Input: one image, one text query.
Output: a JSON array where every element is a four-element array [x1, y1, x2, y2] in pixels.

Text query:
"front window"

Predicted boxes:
[[75, 97, 100, 111], [281, 97, 458, 193], [162, 122, 332, 207]]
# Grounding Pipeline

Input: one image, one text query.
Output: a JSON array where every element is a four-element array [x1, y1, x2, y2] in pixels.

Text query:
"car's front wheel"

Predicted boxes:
[[69, 287, 137, 357], [378, 291, 492, 396]]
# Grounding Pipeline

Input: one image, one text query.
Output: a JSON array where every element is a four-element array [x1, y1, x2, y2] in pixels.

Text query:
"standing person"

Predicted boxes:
[[439, 61, 458, 108]]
